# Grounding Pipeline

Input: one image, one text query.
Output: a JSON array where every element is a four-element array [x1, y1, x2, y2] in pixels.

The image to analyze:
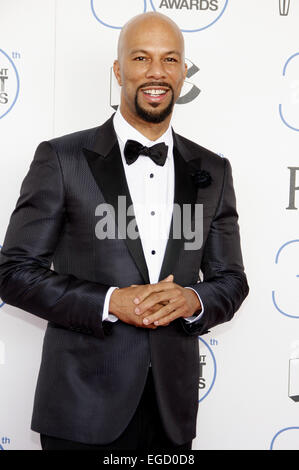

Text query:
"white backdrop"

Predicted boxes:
[[0, 0, 298, 450]]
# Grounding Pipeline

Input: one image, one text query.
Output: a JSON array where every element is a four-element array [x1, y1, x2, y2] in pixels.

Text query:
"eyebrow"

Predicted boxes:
[[129, 49, 181, 56]]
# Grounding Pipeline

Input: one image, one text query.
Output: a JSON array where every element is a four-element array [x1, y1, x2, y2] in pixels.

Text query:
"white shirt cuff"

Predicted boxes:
[[102, 286, 119, 323], [183, 287, 204, 323]]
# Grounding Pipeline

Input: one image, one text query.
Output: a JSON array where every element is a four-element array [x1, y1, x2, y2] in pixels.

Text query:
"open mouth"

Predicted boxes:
[[140, 87, 170, 104]]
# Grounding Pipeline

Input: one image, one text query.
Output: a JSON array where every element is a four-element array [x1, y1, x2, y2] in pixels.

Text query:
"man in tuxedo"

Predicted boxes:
[[0, 12, 249, 450]]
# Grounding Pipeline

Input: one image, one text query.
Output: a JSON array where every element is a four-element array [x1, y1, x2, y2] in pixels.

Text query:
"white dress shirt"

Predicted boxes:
[[102, 108, 204, 326]]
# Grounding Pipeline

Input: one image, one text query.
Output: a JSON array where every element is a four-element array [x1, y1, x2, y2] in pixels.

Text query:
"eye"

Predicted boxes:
[[165, 57, 178, 62], [133, 56, 147, 61]]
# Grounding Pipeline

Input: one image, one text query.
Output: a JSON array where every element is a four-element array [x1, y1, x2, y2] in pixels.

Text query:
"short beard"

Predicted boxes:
[[134, 89, 174, 124]]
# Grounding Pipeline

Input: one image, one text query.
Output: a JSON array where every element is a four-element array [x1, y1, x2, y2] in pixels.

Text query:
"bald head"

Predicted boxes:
[[117, 12, 185, 62], [113, 12, 187, 133]]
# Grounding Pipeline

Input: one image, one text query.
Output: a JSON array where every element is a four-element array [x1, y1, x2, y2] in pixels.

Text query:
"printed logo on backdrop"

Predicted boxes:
[[0, 437, 10, 450], [150, 0, 228, 32], [110, 58, 201, 109], [198, 337, 217, 402], [286, 166, 299, 210], [270, 427, 299, 450], [272, 240, 299, 319], [91, 0, 229, 32], [177, 59, 201, 104], [0, 49, 20, 120], [279, 53, 299, 131], [279, 0, 291, 15], [288, 342, 299, 402], [91, 0, 146, 29]]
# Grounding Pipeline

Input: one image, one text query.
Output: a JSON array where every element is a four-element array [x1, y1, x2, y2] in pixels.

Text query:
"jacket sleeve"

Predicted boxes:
[[179, 157, 249, 336], [0, 141, 113, 339]]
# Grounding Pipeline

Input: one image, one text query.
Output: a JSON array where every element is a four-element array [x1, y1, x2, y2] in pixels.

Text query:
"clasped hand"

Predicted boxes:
[[109, 274, 201, 329]]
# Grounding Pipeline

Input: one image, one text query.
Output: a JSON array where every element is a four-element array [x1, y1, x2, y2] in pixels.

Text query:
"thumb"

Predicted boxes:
[[161, 274, 174, 282]]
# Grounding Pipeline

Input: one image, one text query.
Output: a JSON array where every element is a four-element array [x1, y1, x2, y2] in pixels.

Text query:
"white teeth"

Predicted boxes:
[[143, 89, 166, 95]]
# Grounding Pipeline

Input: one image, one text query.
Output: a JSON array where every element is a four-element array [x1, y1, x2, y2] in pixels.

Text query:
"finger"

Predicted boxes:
[[142, 299, 183, 325], [133, 281, 177, 307], [146, 302, 165, 314], [134, 283, 182, 315], [160, 274, 174, 282], [135, 289, 182, 316], [154, 307, 186, 326], [142, 301, 169, 312], [134, 319, 157, 329]]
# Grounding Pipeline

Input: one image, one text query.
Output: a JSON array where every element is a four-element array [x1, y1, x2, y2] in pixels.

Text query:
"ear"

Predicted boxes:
[[113, 60, 122, 86], [184, 62, 188, 80]]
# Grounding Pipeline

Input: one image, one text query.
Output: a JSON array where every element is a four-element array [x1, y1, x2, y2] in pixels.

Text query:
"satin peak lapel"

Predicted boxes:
[[158, 132, 200, 282], [82, 116, 150, 284]]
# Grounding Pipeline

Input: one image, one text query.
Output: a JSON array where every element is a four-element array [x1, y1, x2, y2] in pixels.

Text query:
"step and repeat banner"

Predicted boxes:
[[0, 0, 298, 450]]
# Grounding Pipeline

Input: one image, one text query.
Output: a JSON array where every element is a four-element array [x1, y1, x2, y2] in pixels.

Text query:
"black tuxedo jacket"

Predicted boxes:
[[0, 114, 248, 445]]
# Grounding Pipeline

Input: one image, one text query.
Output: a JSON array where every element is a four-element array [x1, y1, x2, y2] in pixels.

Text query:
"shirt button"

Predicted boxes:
[[151, 211, 155, 216], [151, 250, 156, 255], [150, 173, 154, 178]]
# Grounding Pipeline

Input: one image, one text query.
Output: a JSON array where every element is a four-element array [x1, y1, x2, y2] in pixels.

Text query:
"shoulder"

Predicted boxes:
[[173, 132, 226, 170], [47, 126, 100, 154]]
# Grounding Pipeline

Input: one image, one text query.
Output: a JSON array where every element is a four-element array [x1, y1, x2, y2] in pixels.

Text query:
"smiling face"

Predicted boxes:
[[113, 13, 187, 126]]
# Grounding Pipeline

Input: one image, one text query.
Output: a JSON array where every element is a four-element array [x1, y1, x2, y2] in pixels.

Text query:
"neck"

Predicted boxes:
[[119, 105, 172, 141]]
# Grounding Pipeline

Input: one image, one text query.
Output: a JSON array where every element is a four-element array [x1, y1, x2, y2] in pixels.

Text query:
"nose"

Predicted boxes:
[[145, 58, 167, 80]]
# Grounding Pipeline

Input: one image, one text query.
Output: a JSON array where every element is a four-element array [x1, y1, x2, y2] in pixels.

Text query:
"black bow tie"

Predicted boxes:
[[124, 140, 168, 167]]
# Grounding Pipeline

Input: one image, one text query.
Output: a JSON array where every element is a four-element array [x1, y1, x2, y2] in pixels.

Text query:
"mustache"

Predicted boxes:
[[137, 82, 173, 92]]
